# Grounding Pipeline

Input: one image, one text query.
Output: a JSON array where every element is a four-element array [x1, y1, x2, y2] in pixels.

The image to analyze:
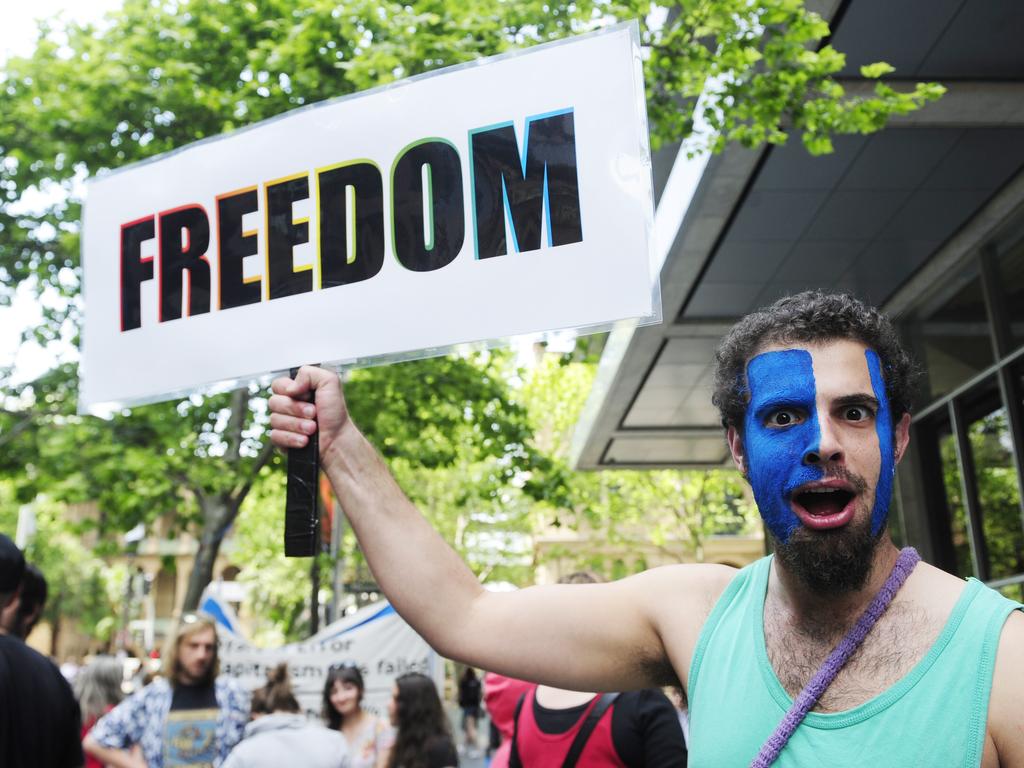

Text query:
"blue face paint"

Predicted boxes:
[[743, 350, 824, 543], [865, 349, 894, 535]]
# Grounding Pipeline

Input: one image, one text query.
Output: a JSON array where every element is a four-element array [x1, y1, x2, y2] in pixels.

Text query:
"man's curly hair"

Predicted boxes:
[[712, 291, 920, 432]]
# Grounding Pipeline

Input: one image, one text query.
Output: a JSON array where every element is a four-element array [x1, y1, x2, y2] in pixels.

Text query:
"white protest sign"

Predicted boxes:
[[80, 23, 656, 412], [207, 596, 444, 718]]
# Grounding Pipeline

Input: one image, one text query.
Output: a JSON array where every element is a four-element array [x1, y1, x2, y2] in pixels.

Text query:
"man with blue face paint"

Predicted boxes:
[[269, 292, 1024, 766], [735, 342, 895, 596]]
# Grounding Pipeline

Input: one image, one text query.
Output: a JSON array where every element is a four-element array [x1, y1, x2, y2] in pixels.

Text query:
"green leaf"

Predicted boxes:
[[860, 61, 896, 79]]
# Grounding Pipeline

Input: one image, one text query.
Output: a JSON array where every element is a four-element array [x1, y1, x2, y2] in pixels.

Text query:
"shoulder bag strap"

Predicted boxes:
[[750, 547, 921, 767], [562, 692, 620, 768], [508, 691, 527, 768]]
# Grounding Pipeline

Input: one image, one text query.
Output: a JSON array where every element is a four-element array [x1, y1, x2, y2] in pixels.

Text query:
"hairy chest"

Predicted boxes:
[[763, 602, 941, 713]]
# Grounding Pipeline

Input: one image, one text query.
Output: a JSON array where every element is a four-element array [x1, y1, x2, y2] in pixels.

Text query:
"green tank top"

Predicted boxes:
[[687, 556, 1023, 767]]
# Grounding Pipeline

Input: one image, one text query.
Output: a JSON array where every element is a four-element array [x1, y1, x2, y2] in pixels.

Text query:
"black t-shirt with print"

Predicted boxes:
[[171, 682, 218, 710], [165, 682, 219, 767]]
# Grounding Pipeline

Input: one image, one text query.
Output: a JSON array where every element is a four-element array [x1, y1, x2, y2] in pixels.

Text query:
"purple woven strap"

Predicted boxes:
[[750, 546, 921, 768]]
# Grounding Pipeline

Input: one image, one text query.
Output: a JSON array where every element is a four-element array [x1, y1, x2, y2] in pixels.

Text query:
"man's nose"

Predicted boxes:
[[803, 416, 842, 465]]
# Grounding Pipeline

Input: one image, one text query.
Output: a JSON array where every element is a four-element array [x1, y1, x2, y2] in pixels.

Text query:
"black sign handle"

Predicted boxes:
[[284, 365, 319, 557]]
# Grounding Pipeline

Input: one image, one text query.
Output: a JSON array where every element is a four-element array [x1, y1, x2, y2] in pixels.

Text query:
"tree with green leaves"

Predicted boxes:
[[0, 0, 943, 616], [0, 484, 125, 654]]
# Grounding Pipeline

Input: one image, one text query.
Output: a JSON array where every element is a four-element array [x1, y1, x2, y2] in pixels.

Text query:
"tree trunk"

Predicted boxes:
[[181, 390, 274, 612], [181, 499, 234, 612]]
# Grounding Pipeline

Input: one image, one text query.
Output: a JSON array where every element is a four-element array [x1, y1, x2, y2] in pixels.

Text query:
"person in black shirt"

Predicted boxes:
[[506, 572, 686, 768], [0, 533, 84, 768], [0, 563, 47, 639], [457, 667, 483, 755], [84, 613, 249, 768], [510, 686, 686, 767]]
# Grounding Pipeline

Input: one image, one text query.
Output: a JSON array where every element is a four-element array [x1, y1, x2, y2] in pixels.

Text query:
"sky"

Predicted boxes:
[[1, 0, 123, 62], [1, 2, 118, 382]]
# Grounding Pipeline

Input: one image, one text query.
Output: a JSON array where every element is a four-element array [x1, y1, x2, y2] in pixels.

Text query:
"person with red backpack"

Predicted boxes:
[[506, 573, 686, 768]]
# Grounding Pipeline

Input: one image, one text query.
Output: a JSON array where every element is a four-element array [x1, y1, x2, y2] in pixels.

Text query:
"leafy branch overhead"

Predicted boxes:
[[0, 0, 943, 308], [635, 0, 944, 155]]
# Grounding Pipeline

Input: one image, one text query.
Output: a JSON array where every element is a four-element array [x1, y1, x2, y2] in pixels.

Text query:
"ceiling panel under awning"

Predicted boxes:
[[681, 126, 1024, 320]]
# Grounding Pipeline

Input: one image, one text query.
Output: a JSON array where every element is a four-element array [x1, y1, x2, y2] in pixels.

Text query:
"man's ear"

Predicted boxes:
[[727, 425, 748, 477], [893, 412, 911, 465]]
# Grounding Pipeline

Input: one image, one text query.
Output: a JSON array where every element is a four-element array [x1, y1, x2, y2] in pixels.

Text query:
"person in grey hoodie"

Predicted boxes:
[[223, 663, 351, 768]]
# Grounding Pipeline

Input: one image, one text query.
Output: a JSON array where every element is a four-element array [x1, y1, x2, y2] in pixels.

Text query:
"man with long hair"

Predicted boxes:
[[269, 292, 1024, 765], [84, 613, 249, 768]]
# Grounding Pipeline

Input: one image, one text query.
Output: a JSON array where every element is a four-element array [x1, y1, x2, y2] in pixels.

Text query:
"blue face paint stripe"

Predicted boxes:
[[866, 349, 894, 536], [744, 349, 824, 543]]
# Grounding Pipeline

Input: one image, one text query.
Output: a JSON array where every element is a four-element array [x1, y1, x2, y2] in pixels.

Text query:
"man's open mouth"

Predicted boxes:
[[794, 487, 854, 517], [790, 483, 857, 529]]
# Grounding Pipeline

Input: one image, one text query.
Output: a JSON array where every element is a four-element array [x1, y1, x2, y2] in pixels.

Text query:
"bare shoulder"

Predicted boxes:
[[619, 562, 739, 688], [911, 559, 968, 593], [989, 607, 1024, 765], [619, 561, 738, 611], [902, 560, 968, 616]]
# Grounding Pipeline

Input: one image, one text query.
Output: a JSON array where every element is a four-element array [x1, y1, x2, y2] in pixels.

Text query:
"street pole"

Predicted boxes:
[[119, 568, 134, 651], [310, 515, 322, 635], [329, 500, 347, 622]]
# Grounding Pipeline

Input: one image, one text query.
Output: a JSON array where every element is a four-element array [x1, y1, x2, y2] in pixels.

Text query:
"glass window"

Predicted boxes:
[[995, 235, 1024, 352], [962, 384, 1024, 584], [937, 425, 975, 579], [899, 263, 995, 407], [999, 582, 1024, 603]]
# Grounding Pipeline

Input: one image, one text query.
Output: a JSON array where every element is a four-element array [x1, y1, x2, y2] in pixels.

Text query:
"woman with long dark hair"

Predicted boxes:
[[323, 663, 393, 768], [386, 673, 458, 768]]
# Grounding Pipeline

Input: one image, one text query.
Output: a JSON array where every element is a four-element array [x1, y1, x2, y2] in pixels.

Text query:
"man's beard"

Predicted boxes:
[[772, 508, 885, 596]]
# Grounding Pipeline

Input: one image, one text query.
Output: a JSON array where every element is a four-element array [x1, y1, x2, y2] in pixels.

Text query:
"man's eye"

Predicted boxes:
[[767, 409, 801, 427], [844, 406, 872, 421]]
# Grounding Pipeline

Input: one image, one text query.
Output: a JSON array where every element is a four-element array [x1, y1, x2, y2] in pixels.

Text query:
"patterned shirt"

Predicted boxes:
[[345, 715, 394, 768], [90, 678, 250, 768]]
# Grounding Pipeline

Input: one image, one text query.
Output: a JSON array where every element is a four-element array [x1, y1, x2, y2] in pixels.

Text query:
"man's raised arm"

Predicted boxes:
[[268, 366, 729, 692]]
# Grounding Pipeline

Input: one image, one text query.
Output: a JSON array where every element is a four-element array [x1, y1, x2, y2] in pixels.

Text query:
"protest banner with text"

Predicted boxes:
[[80, 23, 656, 412]]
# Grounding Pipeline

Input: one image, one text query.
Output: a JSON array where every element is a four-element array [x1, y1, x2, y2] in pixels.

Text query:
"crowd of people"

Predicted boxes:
[[2, 525, 690, 768], [0, 533, 466, 768]]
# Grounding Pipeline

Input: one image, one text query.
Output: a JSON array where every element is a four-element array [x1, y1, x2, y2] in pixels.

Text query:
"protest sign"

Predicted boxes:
[[204, 594, 443, 717], [80, 23, 656, 412]]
